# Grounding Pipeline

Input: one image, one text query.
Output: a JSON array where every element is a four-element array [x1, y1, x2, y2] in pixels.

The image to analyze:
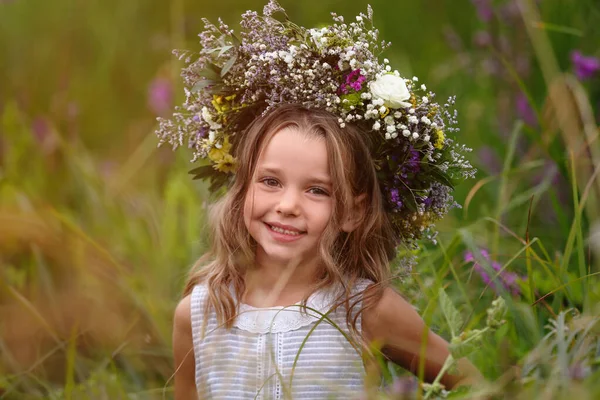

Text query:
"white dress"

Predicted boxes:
[[190, 281, 371, 399]]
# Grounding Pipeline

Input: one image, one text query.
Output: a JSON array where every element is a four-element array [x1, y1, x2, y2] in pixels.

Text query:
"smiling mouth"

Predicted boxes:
[[265, 223, 305, 236]]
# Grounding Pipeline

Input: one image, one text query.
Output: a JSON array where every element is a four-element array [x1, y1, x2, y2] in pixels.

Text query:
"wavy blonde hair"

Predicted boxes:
[[183, 104, 397, 332]]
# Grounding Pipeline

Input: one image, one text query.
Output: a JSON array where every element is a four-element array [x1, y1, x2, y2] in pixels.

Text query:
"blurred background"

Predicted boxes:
[[1, 0, 599, 398]]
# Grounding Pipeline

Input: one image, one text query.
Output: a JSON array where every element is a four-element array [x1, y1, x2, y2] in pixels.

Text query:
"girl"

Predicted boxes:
[[161, 2, 481, 399]]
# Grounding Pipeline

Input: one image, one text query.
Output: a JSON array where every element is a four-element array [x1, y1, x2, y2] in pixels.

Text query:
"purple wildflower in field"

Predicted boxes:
[[465, 249, 523, 295], [515, 92, 537, 127], [477, 146, 502, 174], [148, 76, 173, 116], [471, 0, 494, 22], [571, 50, 600, 80]]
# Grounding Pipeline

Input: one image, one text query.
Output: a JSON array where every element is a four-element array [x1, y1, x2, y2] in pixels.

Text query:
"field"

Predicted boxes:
[[1, 0, 599, 399]]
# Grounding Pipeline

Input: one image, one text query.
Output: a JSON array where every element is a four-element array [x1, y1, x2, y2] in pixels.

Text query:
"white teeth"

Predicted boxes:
[[269, 225, 301, 236]]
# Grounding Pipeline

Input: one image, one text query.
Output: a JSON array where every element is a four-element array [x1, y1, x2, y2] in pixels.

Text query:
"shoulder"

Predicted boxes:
[[174, 294, 193, 334], [361, 285, 423, 342], [173, 295, 197, 399]]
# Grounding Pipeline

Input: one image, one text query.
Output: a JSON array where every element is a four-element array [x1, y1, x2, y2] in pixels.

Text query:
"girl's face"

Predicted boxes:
[[243, 127, 334, 269]]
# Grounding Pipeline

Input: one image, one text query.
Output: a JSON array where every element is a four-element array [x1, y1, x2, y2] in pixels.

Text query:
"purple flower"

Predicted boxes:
[[389, 187, 403, 210], [571, 50, 600, 80], [148, 76, 173, 116], [515, 92, 537, 127], [464, 249, 524, 296], [339, 69, 366, 94], [471, 0, 493, 22]]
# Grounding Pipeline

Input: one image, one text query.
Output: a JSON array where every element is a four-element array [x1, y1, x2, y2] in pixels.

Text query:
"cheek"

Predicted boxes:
[[313, 201, 334, 232], [242, 189, 254, 228]]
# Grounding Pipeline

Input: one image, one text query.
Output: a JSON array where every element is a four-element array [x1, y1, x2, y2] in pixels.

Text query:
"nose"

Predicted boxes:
[[276, 187, 301, 216]]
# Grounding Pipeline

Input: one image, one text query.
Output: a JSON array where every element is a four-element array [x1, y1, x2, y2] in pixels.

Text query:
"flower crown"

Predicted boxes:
[[156, 0, 476, 247]]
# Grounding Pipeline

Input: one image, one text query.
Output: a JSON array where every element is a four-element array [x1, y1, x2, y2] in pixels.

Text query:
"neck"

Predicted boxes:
[[243, 252, 323, 307]]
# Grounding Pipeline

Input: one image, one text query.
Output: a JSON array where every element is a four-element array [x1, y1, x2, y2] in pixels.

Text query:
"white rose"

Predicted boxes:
[[201, 106, 222, 130], [369, 74, 412, 109]]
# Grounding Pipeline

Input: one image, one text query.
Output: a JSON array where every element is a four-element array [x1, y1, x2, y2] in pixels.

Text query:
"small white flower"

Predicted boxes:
[[422, 96, 429, 104], [421, 116, 431, 125], [402, 129, 411, 137], [201, 107, 222, 130], [412, 132, 419, 139], [373, 121, 381, 130], [383, 58, 389, 64], [409, 108, 415, 114], [385, 132, 391, 140], [408, 115, 419, 124], [386, 125, 396, 133], [412, 76, 419, 81], [379, 106, 387, 114], [356, 15, 363, 22], [340, 123, 346, 128], [369, 74, 411, 109], [421, 84, 427, 91], [394, 111, 402, 118], [423, 134, 430, 142], [431, 122, 438, 128], [208, 130, 216, 144]]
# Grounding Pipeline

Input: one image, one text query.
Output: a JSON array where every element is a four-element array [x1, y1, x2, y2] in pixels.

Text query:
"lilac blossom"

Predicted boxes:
[[571, 50, 600, 80], [465, 249, 524, 296]]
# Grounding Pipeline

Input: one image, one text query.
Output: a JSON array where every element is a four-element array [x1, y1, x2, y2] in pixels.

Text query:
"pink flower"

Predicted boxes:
[[339, 69, 366, 94]]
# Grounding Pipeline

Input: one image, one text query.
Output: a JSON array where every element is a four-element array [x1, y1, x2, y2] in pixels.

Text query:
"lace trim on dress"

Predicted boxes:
[[232, 289, 337, 334], [231, 279, 372, 334]]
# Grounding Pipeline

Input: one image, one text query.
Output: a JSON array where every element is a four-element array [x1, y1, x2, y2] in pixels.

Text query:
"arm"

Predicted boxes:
[[362, 286, 483, 390], [173, 295, 198, 400]]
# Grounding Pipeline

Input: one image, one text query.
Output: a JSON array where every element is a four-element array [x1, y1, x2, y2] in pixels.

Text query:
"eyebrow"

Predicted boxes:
[[256, 166, 332, 186]]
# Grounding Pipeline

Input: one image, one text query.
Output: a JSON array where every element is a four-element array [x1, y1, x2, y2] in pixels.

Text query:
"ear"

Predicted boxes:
[[341, 193, 367, 233]]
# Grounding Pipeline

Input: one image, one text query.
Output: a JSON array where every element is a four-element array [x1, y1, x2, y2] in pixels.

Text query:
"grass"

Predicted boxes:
[[1, 0, 599, 398]]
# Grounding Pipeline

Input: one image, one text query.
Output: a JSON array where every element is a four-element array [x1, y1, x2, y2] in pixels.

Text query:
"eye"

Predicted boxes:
[[260, 177, 280, 187], [308, 187, 329, 196]]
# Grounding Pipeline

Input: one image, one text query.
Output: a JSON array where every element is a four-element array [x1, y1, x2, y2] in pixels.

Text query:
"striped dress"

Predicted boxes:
[[190, 281, 370, 399]]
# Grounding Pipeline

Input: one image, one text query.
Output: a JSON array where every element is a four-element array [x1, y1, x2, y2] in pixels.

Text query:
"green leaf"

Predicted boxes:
[[448, 339, 477, 359], [199, 63, 222, 81], [221, 55, 238, 77], [218, 45, 234, 58], [438, 287, 462, 338], [188, 165, 215, 180], [428, 165, 455, 188], [191, 79, 215, 93]]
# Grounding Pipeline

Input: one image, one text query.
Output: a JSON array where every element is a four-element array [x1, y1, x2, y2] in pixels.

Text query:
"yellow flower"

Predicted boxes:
[[213, 153, 237, 173], [208, 135, 232, 162], [434, 130, 445, 150]]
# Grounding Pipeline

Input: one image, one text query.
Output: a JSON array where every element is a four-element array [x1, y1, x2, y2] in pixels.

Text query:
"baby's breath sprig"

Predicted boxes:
[[156, 0, 476, 248]]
